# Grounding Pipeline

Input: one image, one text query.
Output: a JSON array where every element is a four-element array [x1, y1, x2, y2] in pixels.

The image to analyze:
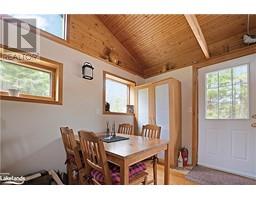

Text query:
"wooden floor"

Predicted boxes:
[[146, 164, 196, 185]]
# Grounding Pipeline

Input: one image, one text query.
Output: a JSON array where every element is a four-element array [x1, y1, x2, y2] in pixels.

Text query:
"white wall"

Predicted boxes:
[[146, 67, 193, 164], [0, 25, 144, 175]]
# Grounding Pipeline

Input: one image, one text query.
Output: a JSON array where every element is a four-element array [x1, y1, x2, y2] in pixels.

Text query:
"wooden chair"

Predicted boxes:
[[118, 123, 133, 135], [141, 124, 161, 139], [60, 127, 86, 184], [141, 124, 161, 185], [78, 130, 148, 185]]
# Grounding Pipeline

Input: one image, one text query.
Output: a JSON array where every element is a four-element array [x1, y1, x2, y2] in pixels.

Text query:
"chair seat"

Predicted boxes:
[[91, 162, 147, 184]]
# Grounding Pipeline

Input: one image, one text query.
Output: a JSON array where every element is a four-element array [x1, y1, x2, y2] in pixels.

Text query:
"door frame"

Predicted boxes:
[[192, 46, 256, 166]]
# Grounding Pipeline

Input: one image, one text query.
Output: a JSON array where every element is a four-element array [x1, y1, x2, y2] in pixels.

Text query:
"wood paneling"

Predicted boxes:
[[98, 15, 203, 74], [197, 15, 256, 57], [197, 15, 256, 45], [97, 14, 256, 77], [193, 45, 256, 69], [68, 15, 143, 76]]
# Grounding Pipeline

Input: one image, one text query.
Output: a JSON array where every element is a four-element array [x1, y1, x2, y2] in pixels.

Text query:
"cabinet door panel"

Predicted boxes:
[[137, 88, 149, 133], [155, 83, 170, 159]]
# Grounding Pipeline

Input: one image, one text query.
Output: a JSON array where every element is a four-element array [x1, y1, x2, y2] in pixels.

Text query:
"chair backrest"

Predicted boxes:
[[118, 123, 133, 135], [78, 130, 112, 184], [60, 127, 76, 154], [60, 127, 83, 171], [141, 124, 161, 139]]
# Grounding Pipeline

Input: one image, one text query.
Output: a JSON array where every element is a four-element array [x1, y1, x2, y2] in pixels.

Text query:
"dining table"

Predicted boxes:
[[75, 133, 170, 185]]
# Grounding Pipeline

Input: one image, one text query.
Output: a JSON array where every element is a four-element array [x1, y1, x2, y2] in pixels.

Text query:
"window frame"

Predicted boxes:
[[0, 45, 63, 105], [0, 14, 69, 42], [103, 71, 135, 115], [204, 64, 250, 120]]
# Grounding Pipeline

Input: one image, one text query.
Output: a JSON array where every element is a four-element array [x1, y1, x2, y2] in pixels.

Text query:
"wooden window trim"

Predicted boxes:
[[103, 71, 135, 115], [0, 45, 63, 105], [0, 14, 69, 45]]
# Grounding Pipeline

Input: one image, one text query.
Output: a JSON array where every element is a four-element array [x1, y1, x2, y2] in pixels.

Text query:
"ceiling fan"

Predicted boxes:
[[243, 14, 256, 44]]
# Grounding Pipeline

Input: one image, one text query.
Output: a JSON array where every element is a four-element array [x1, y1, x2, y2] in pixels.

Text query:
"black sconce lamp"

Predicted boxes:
[[82, 62, 94, 80]]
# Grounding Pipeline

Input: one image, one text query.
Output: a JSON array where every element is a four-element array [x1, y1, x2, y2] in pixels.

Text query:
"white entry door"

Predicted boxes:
[[198, 54, 256, 179]]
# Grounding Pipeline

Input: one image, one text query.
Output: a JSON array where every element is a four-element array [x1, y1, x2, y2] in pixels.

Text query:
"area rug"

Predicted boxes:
[[186, 165, 256, 185]]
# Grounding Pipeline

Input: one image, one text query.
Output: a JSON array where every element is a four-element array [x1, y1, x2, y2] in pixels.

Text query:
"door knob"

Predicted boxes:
[[252, 123, 256, 128], [252, 114, 256, 119]]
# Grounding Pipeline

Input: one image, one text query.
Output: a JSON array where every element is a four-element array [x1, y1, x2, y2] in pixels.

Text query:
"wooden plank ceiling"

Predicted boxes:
[[70, 14, 256, 78], [97, 14, 256, 77], [98, 14, 206, 77]]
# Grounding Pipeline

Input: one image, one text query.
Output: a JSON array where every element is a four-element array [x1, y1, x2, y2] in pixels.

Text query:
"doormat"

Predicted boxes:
[[186, 165, 256, 185]]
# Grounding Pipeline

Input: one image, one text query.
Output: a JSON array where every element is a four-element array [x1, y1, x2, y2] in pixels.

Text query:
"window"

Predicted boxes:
[[103, 72, 135, 114], [205, 64, 249, 119], [10, 14, 67, 39], [0, 46, 63, 105], [0, 61, 51, 97]]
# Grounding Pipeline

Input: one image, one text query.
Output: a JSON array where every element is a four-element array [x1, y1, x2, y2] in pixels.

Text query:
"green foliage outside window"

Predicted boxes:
[[206, 65, 249, 119], [0, 61, 51, 97]]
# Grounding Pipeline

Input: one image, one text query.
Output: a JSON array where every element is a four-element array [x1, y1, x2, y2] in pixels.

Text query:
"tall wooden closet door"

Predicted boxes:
[[137, 87, 149, 133], [155, 83, 170, 159], [135, 78, 181, 167]]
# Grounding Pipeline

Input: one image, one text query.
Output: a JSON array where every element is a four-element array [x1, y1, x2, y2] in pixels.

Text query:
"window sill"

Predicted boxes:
[[103, 111, 134, 116], [0, 94, 62, 105]]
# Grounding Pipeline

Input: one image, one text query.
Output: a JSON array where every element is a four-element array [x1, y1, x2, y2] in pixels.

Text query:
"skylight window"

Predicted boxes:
[[10, 14, 67, 39]]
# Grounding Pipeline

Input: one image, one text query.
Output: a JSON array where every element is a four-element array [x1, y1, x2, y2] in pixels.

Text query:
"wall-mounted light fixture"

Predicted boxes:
[[82, 62, 94, 80]]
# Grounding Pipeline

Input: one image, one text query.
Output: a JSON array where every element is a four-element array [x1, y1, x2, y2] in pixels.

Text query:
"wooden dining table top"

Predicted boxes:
[[74, 133, 169, 159]]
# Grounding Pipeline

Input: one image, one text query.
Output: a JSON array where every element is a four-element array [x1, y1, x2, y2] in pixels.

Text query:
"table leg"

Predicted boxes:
[[164, 144, 170, 185], [120, 160, 129, 185]]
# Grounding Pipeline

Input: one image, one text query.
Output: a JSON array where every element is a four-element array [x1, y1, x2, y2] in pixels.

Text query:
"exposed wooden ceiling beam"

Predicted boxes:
[[184, 14, 210, 59]]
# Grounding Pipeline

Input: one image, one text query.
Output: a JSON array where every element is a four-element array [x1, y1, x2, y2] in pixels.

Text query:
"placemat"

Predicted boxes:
[[101, 135, 129, 143]]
